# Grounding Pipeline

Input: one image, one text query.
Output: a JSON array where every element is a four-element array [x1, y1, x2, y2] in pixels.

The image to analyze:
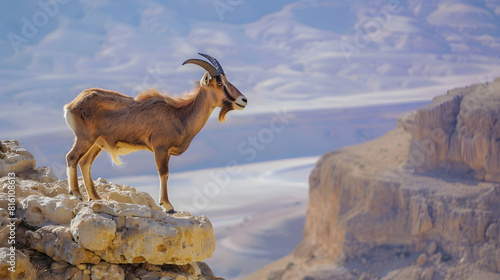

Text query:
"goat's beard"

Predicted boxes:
[[218, 100, 234, 123]]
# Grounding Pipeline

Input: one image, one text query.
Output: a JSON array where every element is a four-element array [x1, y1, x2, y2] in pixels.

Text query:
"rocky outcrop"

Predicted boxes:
[[0, 140, 35, 177], [0, 140, 221, 280], [0, 140, 57, 183], [0, 248, 36, 280], [409, 77, 500, 181], [251, 79, 500, 280]]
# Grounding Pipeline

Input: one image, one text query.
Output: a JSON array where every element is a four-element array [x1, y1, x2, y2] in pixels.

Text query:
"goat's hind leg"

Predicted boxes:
[[79, 144, 102, 201], [66, 138, 94, 201]]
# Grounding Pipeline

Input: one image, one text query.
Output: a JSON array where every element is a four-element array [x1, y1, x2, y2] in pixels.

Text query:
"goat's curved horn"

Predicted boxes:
[[182, 59, 220, 78], [198, 53, 225, 76]]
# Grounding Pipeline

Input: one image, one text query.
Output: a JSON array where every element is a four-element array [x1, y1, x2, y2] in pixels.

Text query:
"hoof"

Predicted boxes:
[[89, 196, 102, 201], [69, 191, 83, 201], [160, 201, 174, 213]]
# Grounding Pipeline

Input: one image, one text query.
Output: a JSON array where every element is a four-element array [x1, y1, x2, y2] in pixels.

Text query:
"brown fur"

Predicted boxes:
[[135, 88, 199, 109], [65, 74, 246, 212]]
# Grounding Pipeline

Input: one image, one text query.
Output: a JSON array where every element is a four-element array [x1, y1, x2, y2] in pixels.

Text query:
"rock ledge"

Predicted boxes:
[[0, 140, 221, 280]]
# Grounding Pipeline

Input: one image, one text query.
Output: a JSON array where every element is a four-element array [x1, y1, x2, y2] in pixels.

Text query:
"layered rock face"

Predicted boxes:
[[259, 79, 500, 280], [0, 140, 221, 280], [409, 77, 500, 181]]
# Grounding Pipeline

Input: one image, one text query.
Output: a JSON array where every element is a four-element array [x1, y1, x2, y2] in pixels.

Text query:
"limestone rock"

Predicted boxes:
[[90, 178, 161, 211], [0, 248, 36, 280], [426, 241, 438, 255], [417, 254, 428, 266], [27, 225, 101, 265], [486, 223, 499, 243], [23, 166, 59, 183], [0, 177, 67, 203], [26, 200, 215, 266], [75, 201, 215, 265], [409, 77, 500, 181], [397, 111, 416, 133], [293, 125, 500, 269], [88, 199, 152, 218], [0, 140, 222, 279], [51, 261, 73, 274], [0, 208, 10, 247], [19, 194, 80, 227], [70, 207, 117, 251], [35, 260, 86, 280], [421, 268, 435, 280], [0, 140, 35, 177], [91, 262, 124, 280]]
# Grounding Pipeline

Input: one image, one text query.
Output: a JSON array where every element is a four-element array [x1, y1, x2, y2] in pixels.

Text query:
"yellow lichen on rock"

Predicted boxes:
[[0, 248, 36, 280]]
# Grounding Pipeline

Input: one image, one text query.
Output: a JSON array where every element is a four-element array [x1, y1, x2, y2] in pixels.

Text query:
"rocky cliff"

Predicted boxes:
[[247, 78, 500, 280], [408, 77, 500, 182], [0, 140, 222, 280]]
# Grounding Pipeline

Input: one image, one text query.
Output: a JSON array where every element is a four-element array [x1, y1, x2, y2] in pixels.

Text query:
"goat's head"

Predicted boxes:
[[183, 53, 247, 122]]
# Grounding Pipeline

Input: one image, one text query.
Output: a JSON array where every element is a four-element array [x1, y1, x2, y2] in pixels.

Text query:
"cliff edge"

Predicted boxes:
[[0, 140, 222, 280], [248, 78, 500, 280]]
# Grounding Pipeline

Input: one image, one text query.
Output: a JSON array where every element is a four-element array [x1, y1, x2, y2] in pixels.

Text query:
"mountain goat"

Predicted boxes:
[[64, 53, 247, 212]]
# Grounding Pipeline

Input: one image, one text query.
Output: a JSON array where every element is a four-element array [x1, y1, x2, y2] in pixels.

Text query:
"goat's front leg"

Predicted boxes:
[[154, 146, 174, 213]]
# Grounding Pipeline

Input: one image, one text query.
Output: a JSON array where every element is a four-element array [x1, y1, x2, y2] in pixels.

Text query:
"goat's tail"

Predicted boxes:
[[64, 108, 76, 135]]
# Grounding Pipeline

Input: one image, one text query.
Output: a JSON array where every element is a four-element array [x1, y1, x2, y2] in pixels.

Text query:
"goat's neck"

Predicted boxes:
[[182, 87, 218, 138]]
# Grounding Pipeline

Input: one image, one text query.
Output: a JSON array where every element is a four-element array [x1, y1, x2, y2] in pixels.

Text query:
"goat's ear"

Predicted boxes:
[[200, 71, 210, 86]]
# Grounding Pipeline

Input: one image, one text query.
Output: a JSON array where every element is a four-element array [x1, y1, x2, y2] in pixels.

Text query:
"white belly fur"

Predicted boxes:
[[102, 142, 148, 165]]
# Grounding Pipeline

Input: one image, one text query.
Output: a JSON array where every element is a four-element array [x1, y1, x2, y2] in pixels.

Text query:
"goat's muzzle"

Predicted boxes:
[[234, 96, 247, 110]]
